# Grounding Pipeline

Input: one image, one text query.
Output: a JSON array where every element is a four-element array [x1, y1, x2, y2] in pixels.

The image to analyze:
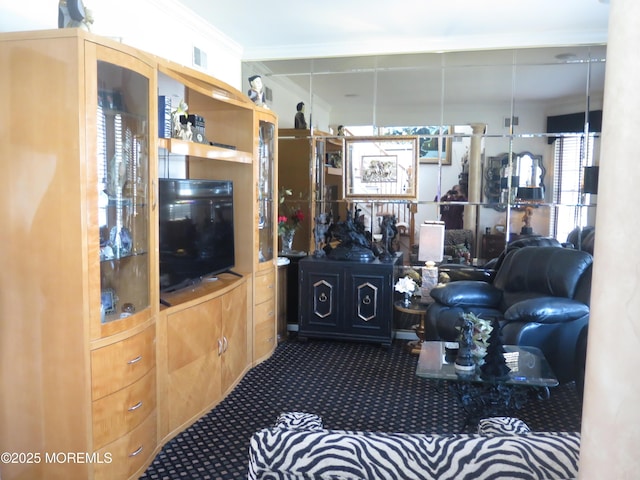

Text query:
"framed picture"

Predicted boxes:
[[361, 155, 397, 183], [418, 126, 453, 165], [344, 136, 418, 200]]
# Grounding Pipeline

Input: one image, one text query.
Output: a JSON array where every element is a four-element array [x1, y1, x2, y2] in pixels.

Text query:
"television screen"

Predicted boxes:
[[158, 178, 235, 292]]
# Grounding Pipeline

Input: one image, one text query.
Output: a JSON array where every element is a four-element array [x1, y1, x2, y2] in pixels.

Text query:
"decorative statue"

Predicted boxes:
[[294, 102, 307, 129], [313, 212, 332, 258], [327, 207, 374, 261], [172, 99, 189, 139], [247, 75, 267, 108], [58, 0, 94, 31], [454, 317, 476, 374], [379, 214, 398, 261]]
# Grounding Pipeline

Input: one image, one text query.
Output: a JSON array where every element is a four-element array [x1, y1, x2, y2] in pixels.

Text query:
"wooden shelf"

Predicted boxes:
[[158, 138, 253, 164], [325, 166, 342, 176]]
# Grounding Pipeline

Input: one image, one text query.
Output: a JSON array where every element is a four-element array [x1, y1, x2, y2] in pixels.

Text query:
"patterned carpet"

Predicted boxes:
[[140, 337, 583, 479]]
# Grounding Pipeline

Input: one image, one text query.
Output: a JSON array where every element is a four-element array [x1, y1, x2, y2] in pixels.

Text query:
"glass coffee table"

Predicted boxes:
[[416, 341, 559, 430]]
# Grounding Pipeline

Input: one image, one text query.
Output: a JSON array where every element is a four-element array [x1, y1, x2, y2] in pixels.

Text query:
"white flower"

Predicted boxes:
[[395, 276, 417, 294]]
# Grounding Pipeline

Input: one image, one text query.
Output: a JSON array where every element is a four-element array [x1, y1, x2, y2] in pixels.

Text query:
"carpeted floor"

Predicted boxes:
[[140, 337, 583, 479]]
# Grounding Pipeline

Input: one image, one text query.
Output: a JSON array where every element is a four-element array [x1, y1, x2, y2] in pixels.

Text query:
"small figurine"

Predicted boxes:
[[337, 125, 345, 136], [294, 102, 307, 129], [313, 213, 331, 258], [247, 75, 267, 108], [58, 0, 94, 31]]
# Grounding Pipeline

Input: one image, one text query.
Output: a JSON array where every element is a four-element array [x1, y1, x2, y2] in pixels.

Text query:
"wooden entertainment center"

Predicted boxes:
[[0, 30, 277, 480]]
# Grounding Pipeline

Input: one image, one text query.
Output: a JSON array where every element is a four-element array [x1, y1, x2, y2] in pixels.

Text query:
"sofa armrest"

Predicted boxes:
[[430, 281, 502, 308], [439, 265, 496, 282], [275, 412, 324, 430], [503, 297, 589, 324]]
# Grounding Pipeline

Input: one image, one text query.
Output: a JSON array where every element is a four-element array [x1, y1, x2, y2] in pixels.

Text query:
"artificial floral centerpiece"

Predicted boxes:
[[278, 187, 304, 252], [458, 312, 493, 364], [395, 275, 418, 307]]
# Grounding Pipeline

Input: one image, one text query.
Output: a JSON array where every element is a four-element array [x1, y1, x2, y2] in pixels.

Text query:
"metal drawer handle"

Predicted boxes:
[[362, 295, 371, 305], [223, 336, 228, 353], [127, 355, 142, 365], [129, 445, 143, 457], [128, 401, 143, 412], [218, 339, 223, 356], [319, 293, 328, 302]]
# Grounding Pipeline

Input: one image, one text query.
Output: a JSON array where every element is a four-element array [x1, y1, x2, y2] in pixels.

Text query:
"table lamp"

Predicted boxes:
[[418, 221, 444, 300]]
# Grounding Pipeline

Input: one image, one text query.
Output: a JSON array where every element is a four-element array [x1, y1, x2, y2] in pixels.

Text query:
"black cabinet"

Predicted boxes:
[[298, 253, 402, 347]]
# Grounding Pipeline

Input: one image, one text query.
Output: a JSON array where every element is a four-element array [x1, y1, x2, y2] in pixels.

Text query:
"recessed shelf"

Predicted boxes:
[[158, 138, 252, 164]]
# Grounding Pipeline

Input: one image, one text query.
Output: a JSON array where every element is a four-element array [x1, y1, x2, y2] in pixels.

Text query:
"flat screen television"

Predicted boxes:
[[158, 178, 235, 293]]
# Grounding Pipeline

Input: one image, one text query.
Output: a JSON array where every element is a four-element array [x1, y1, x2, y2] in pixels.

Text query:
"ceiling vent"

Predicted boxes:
[[193, 46, 208, 69]]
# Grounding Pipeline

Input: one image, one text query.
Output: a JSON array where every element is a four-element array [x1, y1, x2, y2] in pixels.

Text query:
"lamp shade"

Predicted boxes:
[[418, 221, 445, 263], [516, 186, 544, 201]]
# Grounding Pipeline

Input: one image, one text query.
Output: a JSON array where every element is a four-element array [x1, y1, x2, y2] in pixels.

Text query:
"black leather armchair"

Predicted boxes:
[[425, 246, 593, 384], [439, 235, 563, 283]]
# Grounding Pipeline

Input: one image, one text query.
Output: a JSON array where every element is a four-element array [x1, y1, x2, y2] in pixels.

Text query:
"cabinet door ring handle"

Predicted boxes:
[[319, 293, 328, 302], [128, 401, 143, 412], [362, 295, 371, 305]]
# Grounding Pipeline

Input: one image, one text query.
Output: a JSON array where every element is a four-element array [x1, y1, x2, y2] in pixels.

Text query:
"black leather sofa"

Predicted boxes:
[[425, 246, 593, 384]]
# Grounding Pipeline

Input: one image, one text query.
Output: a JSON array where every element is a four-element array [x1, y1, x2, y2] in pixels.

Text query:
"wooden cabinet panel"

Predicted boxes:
[[221, 283, 248, 391], [167, 298, 221, 373], [92, 369, 156, 450], [94, 409, 157, 480], [91, 325, 156, 400]]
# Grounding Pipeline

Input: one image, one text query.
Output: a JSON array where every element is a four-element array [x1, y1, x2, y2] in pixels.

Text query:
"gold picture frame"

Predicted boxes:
[[344, 136, 418, 200]]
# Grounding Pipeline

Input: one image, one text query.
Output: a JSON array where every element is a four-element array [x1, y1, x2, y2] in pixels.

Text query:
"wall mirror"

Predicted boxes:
[[516, 152, 545, 190], [483, 151, 545, 208], [247, 43, 605, 257], [344, 136, 418, 200]]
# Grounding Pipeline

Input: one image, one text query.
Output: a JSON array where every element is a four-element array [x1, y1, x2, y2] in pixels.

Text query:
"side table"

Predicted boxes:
[[394, 298, 431, 354]]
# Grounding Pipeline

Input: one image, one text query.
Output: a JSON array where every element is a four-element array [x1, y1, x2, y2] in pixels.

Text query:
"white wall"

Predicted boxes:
[[0, 0, 243, 89]]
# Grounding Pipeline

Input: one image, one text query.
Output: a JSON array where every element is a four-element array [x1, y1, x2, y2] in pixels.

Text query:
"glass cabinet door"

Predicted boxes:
[[258, 120, 275, 264], [96, 60, 150, 324]]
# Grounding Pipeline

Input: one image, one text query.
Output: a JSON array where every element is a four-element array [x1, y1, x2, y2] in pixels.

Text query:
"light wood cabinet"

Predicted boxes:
[[0, 29, 158, 480], [1, 29, 277, 480], [163, 279, 247, 434]]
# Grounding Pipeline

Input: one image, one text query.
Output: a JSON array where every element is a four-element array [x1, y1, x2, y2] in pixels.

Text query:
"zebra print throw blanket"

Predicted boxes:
[[248, 413, 580, 480]]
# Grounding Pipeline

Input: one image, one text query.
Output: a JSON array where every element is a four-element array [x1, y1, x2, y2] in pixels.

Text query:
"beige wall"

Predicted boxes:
[[579, 0, 640, 477]]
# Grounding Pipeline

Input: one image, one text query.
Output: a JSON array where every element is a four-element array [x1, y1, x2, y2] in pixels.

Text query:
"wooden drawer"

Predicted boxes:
[[254, 315, 276, 360], [94, 409, 157, 480], [255, 297, 275, 324], [91, 325, 155, 400], [92, 369, 156, 450], [255, 270, 275, 304]]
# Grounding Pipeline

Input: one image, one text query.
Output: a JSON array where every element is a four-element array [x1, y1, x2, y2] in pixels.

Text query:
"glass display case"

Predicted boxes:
[[96, 61, 150, 323], [258, 119, 275, 264]]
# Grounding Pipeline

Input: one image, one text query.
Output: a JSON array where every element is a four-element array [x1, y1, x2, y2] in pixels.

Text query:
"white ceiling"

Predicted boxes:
[[176, 0, 610, 61]]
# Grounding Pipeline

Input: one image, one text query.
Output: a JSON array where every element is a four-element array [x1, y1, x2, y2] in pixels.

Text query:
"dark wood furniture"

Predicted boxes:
[[298, 253, 403, 347], [481, 233, 506, 260]]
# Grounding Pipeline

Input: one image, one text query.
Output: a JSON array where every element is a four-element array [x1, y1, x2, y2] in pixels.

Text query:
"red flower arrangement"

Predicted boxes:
[[278, 187, 305, 236]]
